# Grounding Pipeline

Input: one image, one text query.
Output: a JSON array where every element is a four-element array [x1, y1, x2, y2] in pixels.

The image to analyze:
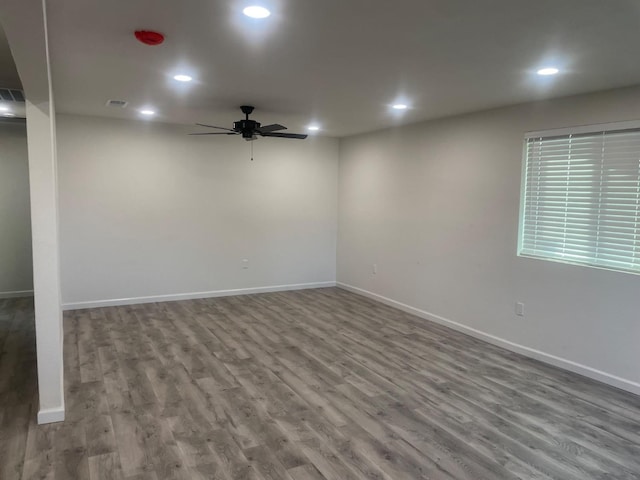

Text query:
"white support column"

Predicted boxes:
[[27, 99, 64, 424], [0, 0, 65, 423]]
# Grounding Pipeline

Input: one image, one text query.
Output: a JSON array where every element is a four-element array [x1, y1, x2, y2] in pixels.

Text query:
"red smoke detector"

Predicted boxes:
[[134, 30, 165, 46]]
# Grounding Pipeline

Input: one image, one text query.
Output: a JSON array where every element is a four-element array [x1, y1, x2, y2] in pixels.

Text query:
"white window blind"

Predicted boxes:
[[520, 124, 640, 274]]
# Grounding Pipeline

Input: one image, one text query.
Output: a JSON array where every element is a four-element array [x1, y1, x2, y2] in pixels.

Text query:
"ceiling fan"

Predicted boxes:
[[190, 105, 308, 141]]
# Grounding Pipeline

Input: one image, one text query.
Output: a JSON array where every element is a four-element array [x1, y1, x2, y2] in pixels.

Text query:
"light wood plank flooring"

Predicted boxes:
[[1, 288, 640, 479]]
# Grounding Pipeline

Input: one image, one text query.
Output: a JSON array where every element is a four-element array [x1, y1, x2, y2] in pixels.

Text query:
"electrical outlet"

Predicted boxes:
[[373, 264, 377, 275], [515, 302, 525, 317], [242, 259, 249, 270]]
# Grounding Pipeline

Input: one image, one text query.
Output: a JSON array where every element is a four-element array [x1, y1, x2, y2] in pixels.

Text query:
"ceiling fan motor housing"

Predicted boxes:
[[234, 119, 261, 139]]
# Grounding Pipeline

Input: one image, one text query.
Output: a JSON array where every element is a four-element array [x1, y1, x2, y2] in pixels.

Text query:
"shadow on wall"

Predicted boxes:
[[0, 19, 31, 298], [0, 118, 33, 298]]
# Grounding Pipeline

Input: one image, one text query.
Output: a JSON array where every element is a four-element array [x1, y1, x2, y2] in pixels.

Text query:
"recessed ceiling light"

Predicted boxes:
[[537, 67, 559, 76], [307, 125, 320, 131], [4, 112, 15, 117], [0, 106, 8, 112], [140, 109, 155, 116], [173, 74, 193, 82], [243, 5, 271, 18], [392, 104, 409, 110]]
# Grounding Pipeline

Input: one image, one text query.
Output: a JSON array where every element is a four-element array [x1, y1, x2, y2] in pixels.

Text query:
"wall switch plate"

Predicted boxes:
[[515, 302, 525, 317], [242, 259, 249, 269], [373, 264, 377, 275]]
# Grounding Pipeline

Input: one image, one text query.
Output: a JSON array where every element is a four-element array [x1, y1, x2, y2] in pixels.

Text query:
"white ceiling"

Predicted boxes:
[[45, 0, 640, 137]]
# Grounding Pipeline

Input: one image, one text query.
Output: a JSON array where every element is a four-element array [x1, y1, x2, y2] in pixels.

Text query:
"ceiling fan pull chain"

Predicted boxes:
[[251, 140, 254, 161]]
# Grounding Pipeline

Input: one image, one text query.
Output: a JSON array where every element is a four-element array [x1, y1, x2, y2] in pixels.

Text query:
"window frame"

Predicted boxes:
[[517, 119, 640, 275]]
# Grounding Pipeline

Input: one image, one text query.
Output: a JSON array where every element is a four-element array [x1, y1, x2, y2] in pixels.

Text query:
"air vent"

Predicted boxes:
[[106, 99, 128, 108], [0, 88, 25, 102]]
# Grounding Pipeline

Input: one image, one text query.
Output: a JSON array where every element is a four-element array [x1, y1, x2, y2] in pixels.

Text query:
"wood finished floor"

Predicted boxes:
[[1, 289, 640, 480]]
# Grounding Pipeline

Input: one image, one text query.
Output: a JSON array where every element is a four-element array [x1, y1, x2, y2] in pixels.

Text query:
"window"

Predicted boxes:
[[519, 121, 640, 274]]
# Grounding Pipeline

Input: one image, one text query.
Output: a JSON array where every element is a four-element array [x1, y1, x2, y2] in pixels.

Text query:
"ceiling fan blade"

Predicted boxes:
[[188, 132, 239, 135], [195, 123, 236, 132], [257, 124, 287, 133], [260, 132, 308, 140]]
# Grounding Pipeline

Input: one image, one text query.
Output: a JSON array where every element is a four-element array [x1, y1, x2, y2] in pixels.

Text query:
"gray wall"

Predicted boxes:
[[0, 120, 32, 295], [338, 85, 640, 391], [56, 114, 339, 306]]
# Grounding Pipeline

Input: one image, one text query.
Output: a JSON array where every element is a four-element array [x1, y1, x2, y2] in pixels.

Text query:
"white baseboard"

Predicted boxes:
[[62, 281, 337, 310], [337, 282, 640, 396], [0, 290, 34, 299], [38, 406, 65, 424]]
